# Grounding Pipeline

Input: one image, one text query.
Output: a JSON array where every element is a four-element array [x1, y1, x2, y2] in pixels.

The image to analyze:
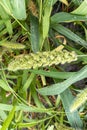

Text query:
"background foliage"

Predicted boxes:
[[0, 0, 87, 130]]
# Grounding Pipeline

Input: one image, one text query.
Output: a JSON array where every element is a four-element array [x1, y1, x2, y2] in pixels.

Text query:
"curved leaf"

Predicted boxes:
[[38, 65, 87, 95], [10, 0, 26, 20], [72, 0, 87, 15], [60, 89, 83, 129], [1, 106, 15, 130], [0, 79, 11, 91], [52, 24, 87, 48], [51, 12, 87, 24], [29, 69, 76, 79]]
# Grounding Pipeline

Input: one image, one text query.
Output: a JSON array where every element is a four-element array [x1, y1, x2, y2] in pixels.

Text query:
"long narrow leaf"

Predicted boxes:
[[0, 103, 54, 113], [71, 0, 87, 15], [0, 1, 13, 35], [29, 69, 76, 79], [10, 0, 26, 20], [17, 115, 55, 128], [42, 0, 53, 41], [52, 24, 87, 48], [53, 0, 58, 5], [71, 0, 81, 6], [0, 110, 7, 120], [51, 12, 87, 24], [30, 14, 39, 52], [1, 106, 15, 130], [60, 89, 83, 129], [22, 73, 35, 91], [0, 79, 11, 91], [38, 65, 87, 95]]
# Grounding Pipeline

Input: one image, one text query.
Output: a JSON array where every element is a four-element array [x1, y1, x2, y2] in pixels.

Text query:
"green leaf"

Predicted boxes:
[[71, 0, 87, 15], [52, 24, 87, 48], [0, 79, 11, 91], [60, 89, 83, 129], [10, 0, 26, 20], [51, 12, 87, 24], [17, 115, 55, 128], [29, 69, 76, 79], [38, 65, 87, 95], [53, 0, 58, 5], [0, 0, 28, 32], [42, 0, 53, 40], [71, 0, 81, 6], [0, 0, 13, 12], [0, 103, 54, 113], [0, 1, 13, 35], [1, 106, 15, 130], [0, 110, 7, 120], [30, 14, 39, 52], [22, 73, 35, 91], [30, 83, 44, 108]]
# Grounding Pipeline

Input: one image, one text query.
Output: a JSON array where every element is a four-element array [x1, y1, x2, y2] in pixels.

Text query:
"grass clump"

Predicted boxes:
[[0, 0, 87, 130]]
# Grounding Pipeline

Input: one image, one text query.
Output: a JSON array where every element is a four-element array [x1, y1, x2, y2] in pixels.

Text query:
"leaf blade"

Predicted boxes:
[[52, 24, 87, 48], [1, 106, 15, 130], [60, 89, 83, 129], [38, 65, 87, 95]]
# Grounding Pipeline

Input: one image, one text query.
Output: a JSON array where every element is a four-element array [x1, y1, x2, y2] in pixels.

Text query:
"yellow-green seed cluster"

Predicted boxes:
[[70, 88, 87, 112], [55, 124, 74, 130], [0, 42, 25, 49], [8, 49, 77, 71]]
